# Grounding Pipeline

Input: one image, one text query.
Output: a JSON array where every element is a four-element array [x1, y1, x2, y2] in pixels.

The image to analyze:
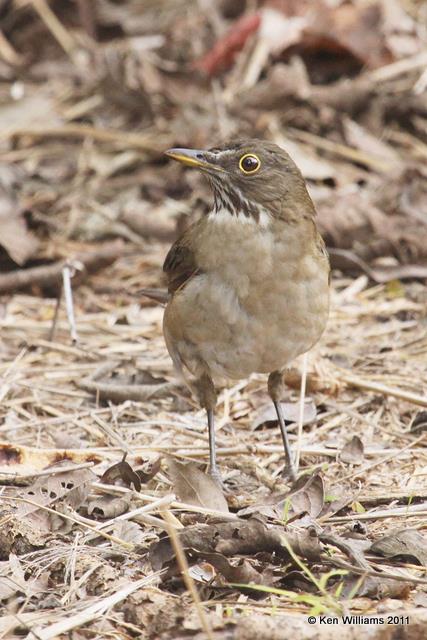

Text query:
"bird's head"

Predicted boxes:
[[165, 139, 314, 223]]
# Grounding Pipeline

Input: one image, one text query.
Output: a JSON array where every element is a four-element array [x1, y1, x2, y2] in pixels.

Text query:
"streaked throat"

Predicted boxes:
[[210, 182, 271, 228]]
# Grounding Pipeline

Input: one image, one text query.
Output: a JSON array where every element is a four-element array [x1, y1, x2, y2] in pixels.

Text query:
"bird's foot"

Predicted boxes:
[[282, 462, 298, 485], [208, 465, 225, 489]]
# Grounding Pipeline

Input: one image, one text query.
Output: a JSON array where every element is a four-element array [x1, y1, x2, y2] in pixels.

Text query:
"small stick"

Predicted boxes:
[[0, 30, 24, 65], [30, 0, 77, 57], [339, 372, 427, 408], [62, 263, 79, 344], [0, 240, 125, 294], [2, 123, 164, 151], [0, 461, 95, 480], [161, 510, 214, 640], [288, 127, 394, 172], [329, 557, 427, 586], [368, 50, 427, 83]]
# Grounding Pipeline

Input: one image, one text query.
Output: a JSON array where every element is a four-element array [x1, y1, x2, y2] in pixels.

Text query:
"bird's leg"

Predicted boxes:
[[268, 371, 297, 482], [193, 372, 222, 485]]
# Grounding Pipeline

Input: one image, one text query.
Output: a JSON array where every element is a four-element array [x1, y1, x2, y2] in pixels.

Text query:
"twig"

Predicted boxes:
[[76, 0, 98, 40], [0, 461, 95, 480], [288, 127, 394, 172], [93, 482, 239, 520], [77, 378, 181, 403], [0, 241, 125, 294], [328, 557, 427, 586], [368, 50, 427, 83], [30, 0, 77, 57], [327, 503, 427, 523], [0, 30, 24, 65], [2, 123, 165, 151], [62, 264, 80, 344], [76, 361, 183, 402], [161, 509, 214, 640], [338, 371, 427, 408]]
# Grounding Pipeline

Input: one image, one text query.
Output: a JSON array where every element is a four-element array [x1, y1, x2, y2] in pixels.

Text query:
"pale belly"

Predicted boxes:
[[164, 217, 330, 380]]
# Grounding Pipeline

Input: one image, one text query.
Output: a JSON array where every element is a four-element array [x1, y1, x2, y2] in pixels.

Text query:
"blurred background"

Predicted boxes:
[[1, 0, 427, 288]]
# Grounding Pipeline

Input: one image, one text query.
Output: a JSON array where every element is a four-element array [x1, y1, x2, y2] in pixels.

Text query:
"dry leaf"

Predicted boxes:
[[150, 517, 320, 571], [113, 521, 145, 545], [286, 473, 325, 519], [16, 465, 95, 532], [339, 435, 364, 464], [187, 561, 217, 584], [0, 187, 39, 266], [166, 459, 229, 513], [87, 495, 131, 519], [0, 442, 102, 478], [342, 117, 400, 167], [370, 529, 427, 566], [0, 514, 47, 560], [135, 457, 162, 484], [239, 472, 325, 522], [101, 457, 141, 491], [252, 399, 316, 430], [0, 554, 48, 601], [196, 552, 267, 586]]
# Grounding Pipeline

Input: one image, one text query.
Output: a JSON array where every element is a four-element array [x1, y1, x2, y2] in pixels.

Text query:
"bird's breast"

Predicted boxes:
[[165, 212, 329, 379]]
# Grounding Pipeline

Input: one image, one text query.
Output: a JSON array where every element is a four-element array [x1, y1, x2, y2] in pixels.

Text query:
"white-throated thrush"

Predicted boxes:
[[163, 139, 330, 483]]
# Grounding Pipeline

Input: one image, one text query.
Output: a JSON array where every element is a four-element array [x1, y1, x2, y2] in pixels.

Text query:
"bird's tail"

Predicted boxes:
[[138, 288, 169, 305]]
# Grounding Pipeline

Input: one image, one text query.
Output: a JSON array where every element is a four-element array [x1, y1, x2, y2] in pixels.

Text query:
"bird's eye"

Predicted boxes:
[[239, 153, 261, 174]]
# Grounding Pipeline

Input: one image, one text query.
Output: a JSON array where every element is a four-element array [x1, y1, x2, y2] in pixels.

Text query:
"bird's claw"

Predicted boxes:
[[208, 466, 225, 489]]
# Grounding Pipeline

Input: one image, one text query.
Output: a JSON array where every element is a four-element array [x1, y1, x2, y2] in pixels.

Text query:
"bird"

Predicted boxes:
[[162, 139, 330, 484]]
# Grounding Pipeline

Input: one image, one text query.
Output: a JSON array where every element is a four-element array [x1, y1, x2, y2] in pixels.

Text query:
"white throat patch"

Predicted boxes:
[[208, 206, 271, 228]]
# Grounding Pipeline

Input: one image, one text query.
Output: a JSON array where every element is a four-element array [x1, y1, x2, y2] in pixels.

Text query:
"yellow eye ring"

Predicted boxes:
[[239, 153, 261, 174]]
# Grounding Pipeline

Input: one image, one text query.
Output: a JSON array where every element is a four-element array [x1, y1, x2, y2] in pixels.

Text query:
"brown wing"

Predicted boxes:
[[163, 223, 202, 294]]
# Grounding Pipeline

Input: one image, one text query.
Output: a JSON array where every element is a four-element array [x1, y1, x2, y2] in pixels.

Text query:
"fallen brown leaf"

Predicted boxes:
[[166, 459, 229, 514], [150, 517, 321, 571], [0, 197, 39, 266], [370, 529, 427, 566], [252, 400, 316, 431], [16, 464, 95, 532], [339, 436, 365, 464]]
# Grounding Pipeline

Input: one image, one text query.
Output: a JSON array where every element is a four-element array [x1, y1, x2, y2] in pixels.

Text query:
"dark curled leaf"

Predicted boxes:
[[100, 458, 141, 492], [410, 411, 427, 434]]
